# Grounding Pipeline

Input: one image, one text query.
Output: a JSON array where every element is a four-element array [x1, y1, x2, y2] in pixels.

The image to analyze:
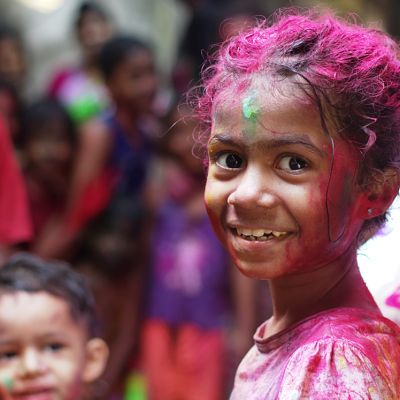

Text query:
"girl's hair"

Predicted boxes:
[[192, 7, 400, 237]]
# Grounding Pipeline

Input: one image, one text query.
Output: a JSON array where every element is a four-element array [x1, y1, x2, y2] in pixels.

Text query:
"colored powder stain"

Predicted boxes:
[[242, 90, 260, 125], [339, 357, 347, 371], [3, 377, 12, 390], [205, 191, 213, 206], [369, 387, 374, 393]]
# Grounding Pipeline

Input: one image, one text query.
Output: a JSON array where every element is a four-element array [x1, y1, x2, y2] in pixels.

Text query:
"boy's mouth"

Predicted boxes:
[[235, 227, 289, 241], [13, 387, 54, 400]]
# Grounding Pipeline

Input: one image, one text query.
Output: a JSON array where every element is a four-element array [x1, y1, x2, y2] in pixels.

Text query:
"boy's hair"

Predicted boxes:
[[75, 1, 109, 29], [0, 252, 96, 337], [19, 98, 76, 147], [193, 8, 400, 237], [99, 36, 151, 82]]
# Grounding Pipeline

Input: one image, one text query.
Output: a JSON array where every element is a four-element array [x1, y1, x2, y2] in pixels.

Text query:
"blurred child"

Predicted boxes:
[[73, 209, 144, 400], [197, 8, 400, 398], [0, 115, 32, 263], [141, 105, 256, 400], [49, 2, 113, 124], [19, 98, 76, 256], [34, 36, 158, 260], [0, 252, 108, 399], [0, 26, 26, 95]]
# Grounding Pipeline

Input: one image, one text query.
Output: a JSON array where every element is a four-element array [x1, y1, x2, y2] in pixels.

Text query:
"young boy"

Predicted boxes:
[[0, 252, 109, 399]]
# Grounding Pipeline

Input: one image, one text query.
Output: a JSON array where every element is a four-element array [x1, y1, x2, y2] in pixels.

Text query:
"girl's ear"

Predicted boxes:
[[82, 338, 109, 383], [362, 168, 400, 219]]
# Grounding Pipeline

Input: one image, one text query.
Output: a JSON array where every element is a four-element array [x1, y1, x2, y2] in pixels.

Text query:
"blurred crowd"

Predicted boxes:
[[0, 1, 273, 399]]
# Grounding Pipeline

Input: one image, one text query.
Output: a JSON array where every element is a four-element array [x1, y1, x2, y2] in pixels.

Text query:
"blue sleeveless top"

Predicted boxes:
[[104, 113, 153, 198], [103, 113, 153, 224]]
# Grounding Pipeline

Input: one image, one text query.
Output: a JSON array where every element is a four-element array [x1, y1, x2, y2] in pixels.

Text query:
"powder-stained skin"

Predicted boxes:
[[242, 90, 260, 124]]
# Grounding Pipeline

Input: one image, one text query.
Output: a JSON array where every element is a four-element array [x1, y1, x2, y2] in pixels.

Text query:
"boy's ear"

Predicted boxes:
[[362, 168, 400, 219], [82, 338, 109, 383]]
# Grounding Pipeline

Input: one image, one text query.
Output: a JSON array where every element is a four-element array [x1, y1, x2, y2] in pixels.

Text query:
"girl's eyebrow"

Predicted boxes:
[[209, 133, 326, 157]]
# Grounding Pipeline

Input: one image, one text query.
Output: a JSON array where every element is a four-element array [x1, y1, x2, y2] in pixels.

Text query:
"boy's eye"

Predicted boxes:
[[0, 351, 17, 360], [216, 153, 244, 169], [44, 343, 64, 352], [277, 156, 308, 171]]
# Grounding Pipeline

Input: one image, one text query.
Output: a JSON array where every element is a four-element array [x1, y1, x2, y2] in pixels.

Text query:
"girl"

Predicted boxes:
[[195, 8, 400, 398]]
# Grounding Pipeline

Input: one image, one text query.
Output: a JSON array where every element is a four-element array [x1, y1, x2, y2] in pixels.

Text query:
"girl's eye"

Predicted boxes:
[[44, 343, 64, 352], [277, 156, 308, 171], [216, 153, 244, 169]]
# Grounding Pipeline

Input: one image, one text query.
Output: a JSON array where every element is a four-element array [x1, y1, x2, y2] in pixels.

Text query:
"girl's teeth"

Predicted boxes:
[[236, 228, 288, 239]]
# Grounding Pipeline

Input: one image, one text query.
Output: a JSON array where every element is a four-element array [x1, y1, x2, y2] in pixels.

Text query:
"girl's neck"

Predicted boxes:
[[265, 247, 380, 338]]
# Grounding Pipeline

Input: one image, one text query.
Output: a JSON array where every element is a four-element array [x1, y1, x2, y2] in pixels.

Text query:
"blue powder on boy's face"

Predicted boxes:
[[242, 90, 260, 124], [3, 377, 12, 390]]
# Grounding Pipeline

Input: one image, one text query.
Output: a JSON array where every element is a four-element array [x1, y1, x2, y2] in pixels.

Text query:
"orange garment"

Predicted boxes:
[[141, 319, 224, 400]]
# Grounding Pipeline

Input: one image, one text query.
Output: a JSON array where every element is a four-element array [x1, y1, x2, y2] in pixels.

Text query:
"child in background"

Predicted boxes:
[[0, 26, 26, 95], [19, 99, 76, 258], [141, 105, 256, 400], [0, 115, 32, 264], [73, 209, 143, 400], [0, 252, 108, 399], [196, 8, 400, 398], [49, 2, 113, 125], [34, 36, 158, 260]]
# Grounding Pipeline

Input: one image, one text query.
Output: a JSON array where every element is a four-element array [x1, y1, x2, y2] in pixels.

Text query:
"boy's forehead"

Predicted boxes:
[[0, 291, 84, 337]]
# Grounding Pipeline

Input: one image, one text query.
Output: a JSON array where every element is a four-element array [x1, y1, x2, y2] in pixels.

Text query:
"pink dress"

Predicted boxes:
[[231, 308, 400, 399]]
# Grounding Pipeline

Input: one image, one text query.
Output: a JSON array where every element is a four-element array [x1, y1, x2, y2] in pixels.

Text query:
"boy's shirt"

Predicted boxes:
[[0, 116, 32, 245], [231, 308, 400, 399]]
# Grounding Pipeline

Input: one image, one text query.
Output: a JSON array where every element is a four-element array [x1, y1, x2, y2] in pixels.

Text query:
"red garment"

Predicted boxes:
[[0, 117, 32, 245], [141, 320, 224, 400]]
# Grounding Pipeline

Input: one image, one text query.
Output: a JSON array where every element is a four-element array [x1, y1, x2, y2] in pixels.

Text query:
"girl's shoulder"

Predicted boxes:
[[232, 308, 400, 400]]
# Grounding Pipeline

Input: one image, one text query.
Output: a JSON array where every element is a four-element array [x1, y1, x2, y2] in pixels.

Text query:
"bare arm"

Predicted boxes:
[[31, 119, 112, 260], [67, 118, 112, 214]]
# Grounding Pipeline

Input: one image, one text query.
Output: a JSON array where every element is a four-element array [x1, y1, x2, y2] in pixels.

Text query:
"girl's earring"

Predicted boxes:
[[368, 208, 372, 215]]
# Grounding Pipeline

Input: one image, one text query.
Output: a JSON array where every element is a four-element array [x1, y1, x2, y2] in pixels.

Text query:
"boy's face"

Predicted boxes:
[[107, 49, 157, 115], [0, 291, 106, 400], [205, 81, 369, 280]]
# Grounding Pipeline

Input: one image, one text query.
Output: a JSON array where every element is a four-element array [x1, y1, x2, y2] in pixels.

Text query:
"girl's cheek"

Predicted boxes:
[[205, 179, 228, 245]]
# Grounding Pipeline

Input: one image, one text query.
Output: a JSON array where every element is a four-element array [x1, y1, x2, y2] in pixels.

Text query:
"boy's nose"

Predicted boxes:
[[227, 167, 279, 210], [19, 348, 45, 377]]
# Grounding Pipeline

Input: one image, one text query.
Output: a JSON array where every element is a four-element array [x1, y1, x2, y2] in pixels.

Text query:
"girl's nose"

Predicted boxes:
[[227, 167, 279, 210], [18, 348, 45, 377]]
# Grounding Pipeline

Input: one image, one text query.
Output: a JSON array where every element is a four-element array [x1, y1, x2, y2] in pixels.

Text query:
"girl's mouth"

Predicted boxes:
[[235, 227, 289, 241]]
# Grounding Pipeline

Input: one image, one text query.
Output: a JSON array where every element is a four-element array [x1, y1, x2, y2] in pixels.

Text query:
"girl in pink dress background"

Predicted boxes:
[[194, 7, 400, 399]]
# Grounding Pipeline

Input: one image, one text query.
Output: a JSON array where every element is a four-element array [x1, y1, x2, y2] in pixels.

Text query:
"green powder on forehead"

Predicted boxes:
[[242, 90, 260, 123]]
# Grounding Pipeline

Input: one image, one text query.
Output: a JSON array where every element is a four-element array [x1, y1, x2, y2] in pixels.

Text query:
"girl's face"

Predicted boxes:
[[205, 82, 367, 280]]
